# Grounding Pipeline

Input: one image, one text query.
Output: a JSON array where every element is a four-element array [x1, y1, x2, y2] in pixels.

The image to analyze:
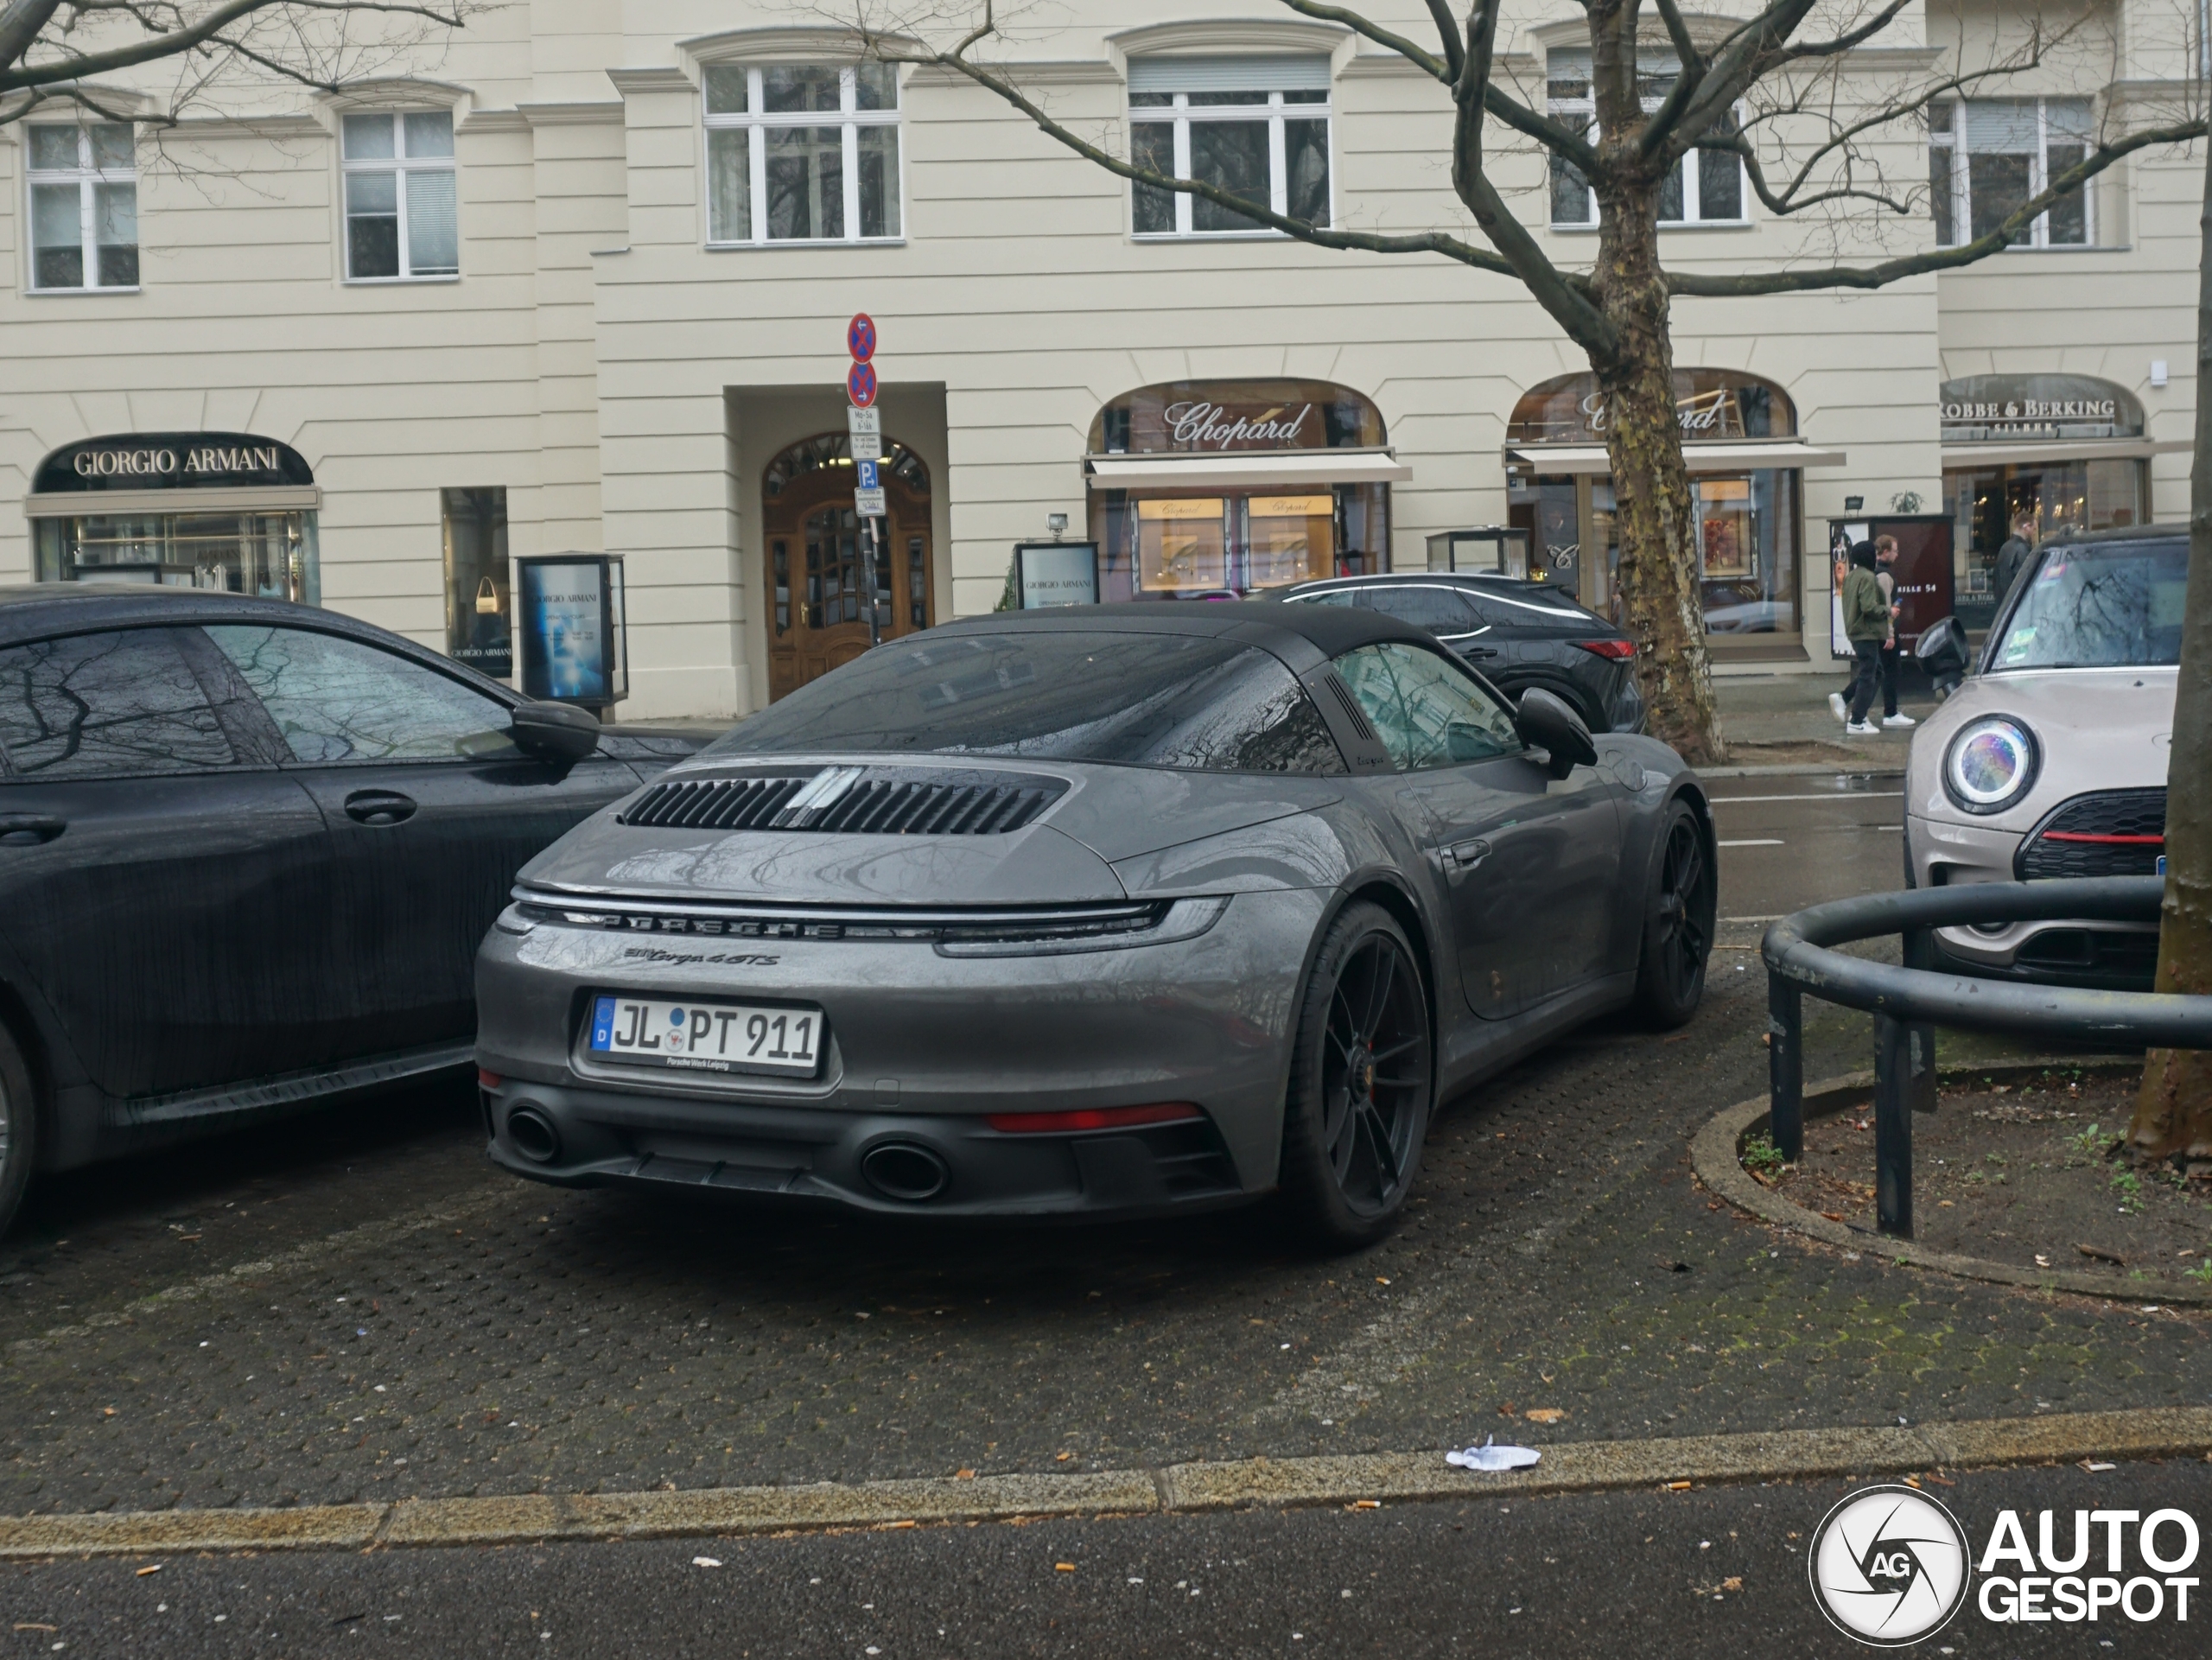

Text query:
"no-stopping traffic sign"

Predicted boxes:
[[848, 313, 876, 363], [847, 360, 878, 408]]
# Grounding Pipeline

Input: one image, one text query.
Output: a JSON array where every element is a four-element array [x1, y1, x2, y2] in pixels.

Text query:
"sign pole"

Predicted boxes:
[[845, 312, 887, 646]]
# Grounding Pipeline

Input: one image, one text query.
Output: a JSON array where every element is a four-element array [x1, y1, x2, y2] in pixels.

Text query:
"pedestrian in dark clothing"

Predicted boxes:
[[1872, 534, 1911, 727], [1840, 542, 1890, 734], [1991, 513, 2037, 611]]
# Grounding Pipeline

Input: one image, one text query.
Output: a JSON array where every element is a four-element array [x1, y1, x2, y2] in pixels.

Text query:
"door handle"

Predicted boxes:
[[343, 791, 417, 827], [1448, 837, 1491, 870], [0, 813, 65, 846]]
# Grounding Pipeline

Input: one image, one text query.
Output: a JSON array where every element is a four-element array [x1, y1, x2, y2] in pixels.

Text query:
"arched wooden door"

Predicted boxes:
[[764, 432, 933, 702]]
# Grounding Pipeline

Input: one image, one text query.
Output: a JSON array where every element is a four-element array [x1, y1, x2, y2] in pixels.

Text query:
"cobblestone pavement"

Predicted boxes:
[[2, 934, 2203, 1517]]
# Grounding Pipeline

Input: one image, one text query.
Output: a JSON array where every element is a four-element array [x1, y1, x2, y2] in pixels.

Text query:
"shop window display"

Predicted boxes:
[[1086, 379, 1394, 599]]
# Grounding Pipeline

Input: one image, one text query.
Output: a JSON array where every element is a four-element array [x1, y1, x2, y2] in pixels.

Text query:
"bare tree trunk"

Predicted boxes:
[[1592, 189, 1724, 764], [2129, 131, 2212, 1171]]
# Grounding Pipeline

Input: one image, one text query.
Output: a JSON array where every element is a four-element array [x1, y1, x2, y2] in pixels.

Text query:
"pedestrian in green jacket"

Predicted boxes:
[[1840, 542, 1890, 733]]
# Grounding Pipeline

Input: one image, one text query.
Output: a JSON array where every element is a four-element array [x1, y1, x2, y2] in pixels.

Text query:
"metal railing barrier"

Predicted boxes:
[[1760, 876, 2212, 1238]]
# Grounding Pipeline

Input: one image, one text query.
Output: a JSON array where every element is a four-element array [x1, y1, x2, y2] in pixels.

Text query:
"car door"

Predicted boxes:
[[1344, 583, 1508, 672], [0, 625, 345, 1100], [1333, 641, 1623, 1018], [201, 623, 641, 1053]]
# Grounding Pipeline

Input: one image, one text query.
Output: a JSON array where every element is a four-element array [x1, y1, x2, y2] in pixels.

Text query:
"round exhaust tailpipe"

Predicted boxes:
[[505, 1104, 562, 1165], [860, 1141, 950, 1203]]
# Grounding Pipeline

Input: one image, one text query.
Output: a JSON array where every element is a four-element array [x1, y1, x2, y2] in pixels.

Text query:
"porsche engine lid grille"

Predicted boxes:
[[619, 766, 1068, 836], [619, 773, 812, 830], [2015, 787, 2167, 881]]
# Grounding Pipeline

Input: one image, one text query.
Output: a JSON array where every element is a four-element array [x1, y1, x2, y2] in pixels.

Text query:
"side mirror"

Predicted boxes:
[[1515, 687, 1597, 779], [510, 699, 601, 764]]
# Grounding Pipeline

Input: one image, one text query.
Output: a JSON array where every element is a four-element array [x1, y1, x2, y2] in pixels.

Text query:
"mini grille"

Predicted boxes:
[[619, 766, 1067, 836], [2016, 788, 2168, 881], [620, 774, 810, 830]]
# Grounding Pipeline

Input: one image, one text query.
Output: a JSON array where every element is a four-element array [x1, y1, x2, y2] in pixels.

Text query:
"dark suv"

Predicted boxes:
[[1270, 573, 1645, 733]]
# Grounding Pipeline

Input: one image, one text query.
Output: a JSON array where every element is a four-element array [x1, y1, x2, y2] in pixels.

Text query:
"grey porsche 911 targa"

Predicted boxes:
[[474, 601, 1715, 1246]]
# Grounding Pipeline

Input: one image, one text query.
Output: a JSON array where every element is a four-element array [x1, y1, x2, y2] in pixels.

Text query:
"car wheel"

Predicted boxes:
[[1631, 801, 1717, 1027], [0, 1022, 35, 1241], [1278, 901, 1433, 1249]]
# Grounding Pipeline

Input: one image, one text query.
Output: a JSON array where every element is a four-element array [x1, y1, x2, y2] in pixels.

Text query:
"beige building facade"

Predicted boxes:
[[0, 3, 2198, 718]]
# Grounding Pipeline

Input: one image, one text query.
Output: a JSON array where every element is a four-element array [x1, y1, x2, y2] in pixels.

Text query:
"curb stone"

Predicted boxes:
[[1689, 1059, 2212, 1304], [3, 1409, 2210, 1558]]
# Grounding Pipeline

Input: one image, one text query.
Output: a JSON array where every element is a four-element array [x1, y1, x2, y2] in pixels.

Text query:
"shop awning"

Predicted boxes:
[[1084, 449, 1413, 491], [1938, 436, 2190, 468], [25, 484, 321, 517], [1504, 440, 1847, 475]]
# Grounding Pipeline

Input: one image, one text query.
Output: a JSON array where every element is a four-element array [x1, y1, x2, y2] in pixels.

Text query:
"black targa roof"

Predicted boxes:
[[932, 599, 1443, 672]]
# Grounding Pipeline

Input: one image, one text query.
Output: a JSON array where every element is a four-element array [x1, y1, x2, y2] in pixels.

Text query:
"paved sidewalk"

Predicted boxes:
[[1713, 666, 1936, 766], [3, 962, 2200, 1520]]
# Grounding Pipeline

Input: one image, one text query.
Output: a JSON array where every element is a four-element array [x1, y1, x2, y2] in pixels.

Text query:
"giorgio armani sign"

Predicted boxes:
[[33, 432, 315, 494]]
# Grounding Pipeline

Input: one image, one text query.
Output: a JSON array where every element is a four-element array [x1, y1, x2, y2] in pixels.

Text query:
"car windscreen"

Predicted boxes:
[[1990, 541, 2187, 671], [705, 630, 1345, 773]]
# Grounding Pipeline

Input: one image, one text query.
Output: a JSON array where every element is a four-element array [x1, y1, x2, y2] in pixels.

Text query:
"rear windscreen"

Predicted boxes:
[[1993, 541, 2187, 671], [707, 631, 1345, 774]]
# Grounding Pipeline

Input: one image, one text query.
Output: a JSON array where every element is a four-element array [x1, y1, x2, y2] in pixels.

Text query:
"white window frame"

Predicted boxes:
[[339, 107, 459, 283], [24, 121, 138, 293], [701, 65, 905, 247], [1545, 64, 1748, 230], [1929, 99, 2094, 250], [1128, 84, 1333, 239]]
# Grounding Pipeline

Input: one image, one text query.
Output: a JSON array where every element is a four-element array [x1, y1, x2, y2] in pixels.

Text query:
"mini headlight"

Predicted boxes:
[[1942, 716, 2039, 815]]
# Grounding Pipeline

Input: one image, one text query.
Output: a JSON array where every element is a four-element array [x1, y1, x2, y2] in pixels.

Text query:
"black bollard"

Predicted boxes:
[[1874, 1012, 1913, 1237], [1903, 927, 1940, 1115], [1768, 975, 1802, 1162]]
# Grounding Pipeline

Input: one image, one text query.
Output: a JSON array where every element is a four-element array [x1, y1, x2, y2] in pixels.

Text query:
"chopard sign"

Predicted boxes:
[[1579, 390, 1742, 438], [1164, 401, 1315, 449]]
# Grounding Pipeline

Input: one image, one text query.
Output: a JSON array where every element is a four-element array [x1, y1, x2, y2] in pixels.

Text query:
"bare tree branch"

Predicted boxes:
[[1421, 0, 1465, 80], [1277, 0, 1603, 170], [1670, 115, 2207, 295], [868, 24, 1524, 277], [3, 1, 466, 95]]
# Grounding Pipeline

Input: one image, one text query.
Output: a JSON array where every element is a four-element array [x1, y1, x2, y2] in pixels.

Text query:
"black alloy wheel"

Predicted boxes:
[[0, 1022, 35, 1241], [1632, 801, 1717, 1027], [1280, 901, 1433, 1247]]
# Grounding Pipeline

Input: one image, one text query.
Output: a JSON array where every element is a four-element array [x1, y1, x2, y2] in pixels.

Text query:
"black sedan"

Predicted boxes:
[[0, 583, 704, 1234], [1270, 573, 1644, 733]]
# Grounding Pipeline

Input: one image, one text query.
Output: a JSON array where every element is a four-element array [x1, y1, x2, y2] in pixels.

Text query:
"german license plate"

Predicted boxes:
[[587, 994, 823, 1078]]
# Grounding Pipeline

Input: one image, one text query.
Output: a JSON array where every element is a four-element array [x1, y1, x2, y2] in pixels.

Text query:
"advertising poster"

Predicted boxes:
[[1016, 541, 1100, 608], [520, 558, 606, 703]]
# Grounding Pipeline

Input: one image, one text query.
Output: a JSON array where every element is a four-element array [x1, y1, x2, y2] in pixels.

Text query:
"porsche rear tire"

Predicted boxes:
[[1278, 901, 1433, 1250], [0, 1021, 35, 1242], [1631, 800, 1717, 1028]]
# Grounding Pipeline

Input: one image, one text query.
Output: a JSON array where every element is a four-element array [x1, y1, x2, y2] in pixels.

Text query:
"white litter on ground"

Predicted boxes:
[[1446, 1437, 1541, 1472]]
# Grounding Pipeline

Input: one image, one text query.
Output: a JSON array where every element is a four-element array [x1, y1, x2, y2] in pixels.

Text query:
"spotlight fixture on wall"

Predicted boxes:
[[1047, 512, 1069, 539]]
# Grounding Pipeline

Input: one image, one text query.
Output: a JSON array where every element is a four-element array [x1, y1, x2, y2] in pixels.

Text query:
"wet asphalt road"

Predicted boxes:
[[1705, 770, 1908, 923], [7, 1460, 2210, 1657]]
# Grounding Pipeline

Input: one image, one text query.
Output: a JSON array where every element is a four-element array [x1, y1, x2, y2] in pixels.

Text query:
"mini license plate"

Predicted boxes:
[[587, 995, 823, 1078]]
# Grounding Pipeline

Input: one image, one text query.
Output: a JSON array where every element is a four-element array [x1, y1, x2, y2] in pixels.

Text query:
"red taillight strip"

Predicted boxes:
[[477, 1067, 503, 1090], [2041, 831, 2164, 845], [986, 1103, 1202, 1135], [1572, 639, 1637, 659]]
